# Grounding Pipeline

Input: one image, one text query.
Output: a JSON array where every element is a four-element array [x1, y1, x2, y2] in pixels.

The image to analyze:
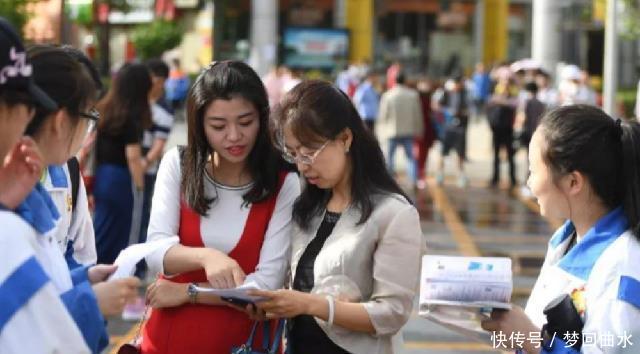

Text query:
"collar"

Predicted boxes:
[[553, 207, 628, 281], [42, 165, 68, 189], [14, 183, 60, 234]]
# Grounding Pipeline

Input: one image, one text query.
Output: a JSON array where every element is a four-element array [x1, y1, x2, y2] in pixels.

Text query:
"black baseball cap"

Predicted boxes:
[[0, 17, 57, 111]]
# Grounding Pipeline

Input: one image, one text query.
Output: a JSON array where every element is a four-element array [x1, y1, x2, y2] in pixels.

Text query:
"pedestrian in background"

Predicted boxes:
[[414, 77, 436, 189], [353, 69, 379, 133], [377, 71, 423, 188], [471, 62, 491, 119], [94, 63, 151, 264], [487, 75, 518, 188], [433, 75, 471, 188]]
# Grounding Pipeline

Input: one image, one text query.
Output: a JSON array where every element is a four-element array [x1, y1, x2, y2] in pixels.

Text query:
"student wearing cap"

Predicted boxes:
[[0, 17, 90, 353]]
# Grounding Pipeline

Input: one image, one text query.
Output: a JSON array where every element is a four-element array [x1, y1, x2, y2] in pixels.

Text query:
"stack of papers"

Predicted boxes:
[[418, 255, 513, 342], [194, 281, 265, 303]]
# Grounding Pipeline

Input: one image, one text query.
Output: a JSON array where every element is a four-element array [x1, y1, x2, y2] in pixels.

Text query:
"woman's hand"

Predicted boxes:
[[146, 279, 189, 309], [199, 248, 246, 289], [481, 305, 541, 353], [93, 277, 140, 316], [0, 137, 44, 209], [88, 264, 117, 284], [249, 289, 313, 319]]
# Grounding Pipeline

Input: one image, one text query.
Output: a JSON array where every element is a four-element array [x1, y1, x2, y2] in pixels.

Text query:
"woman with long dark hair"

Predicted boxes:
[[251, 80, 423, 354], [482, 105, 640, 353], [93, 63, 151, 264], [140, 61, 299, 353]]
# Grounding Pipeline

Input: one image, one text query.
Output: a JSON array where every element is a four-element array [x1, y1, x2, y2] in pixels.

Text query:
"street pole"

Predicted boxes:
[[603, 0, 618, 116], [532, 0, 561, 75], [248, 0, 277, 77]]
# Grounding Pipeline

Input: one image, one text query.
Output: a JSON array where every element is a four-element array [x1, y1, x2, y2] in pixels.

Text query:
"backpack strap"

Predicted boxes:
[[67, 157, 80, 212]]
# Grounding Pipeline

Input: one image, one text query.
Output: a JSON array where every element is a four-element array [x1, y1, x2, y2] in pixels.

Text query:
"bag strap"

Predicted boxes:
[[244, 320, 260, 347], [261, 320, 271, 350], [67, 157, 80, 212], [268, 319, 286, 354]]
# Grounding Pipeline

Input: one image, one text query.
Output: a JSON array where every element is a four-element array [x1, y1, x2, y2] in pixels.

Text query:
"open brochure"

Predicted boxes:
[[418, 255, 513, 342]]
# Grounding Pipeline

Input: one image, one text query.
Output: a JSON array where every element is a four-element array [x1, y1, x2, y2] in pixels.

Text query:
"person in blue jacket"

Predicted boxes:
[[18, 45, 140, 353], [482, 104, 640, 353]]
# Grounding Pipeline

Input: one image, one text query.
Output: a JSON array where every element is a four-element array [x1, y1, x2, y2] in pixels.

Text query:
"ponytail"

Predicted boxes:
[[620, 121, 640, 238]]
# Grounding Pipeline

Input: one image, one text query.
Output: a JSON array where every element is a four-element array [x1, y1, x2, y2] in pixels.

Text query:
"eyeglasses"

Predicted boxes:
[[281, 141, 330, 165], [79, 108, 100, 133]]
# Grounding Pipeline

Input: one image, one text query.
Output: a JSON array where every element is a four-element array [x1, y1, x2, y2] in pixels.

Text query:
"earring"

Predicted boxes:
[[345, 147, 350, 154]]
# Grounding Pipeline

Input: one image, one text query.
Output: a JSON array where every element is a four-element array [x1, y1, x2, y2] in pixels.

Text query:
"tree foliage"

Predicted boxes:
[[0, 0, 37, 37], [131, 19, 183, 60], [621, 0, 640, 40]]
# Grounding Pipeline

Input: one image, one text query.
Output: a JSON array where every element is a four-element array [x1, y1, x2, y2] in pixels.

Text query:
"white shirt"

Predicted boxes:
[[0, 211, 89, 354], [146, 147, 300, 290], [142, 103, 175, 175], [525, 208, 640, 353], [43, 164, 96, 266]]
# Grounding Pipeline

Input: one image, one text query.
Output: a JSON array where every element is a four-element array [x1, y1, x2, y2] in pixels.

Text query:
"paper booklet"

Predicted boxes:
[[194, 281, 265, 303], [418, 255, 513, 343]]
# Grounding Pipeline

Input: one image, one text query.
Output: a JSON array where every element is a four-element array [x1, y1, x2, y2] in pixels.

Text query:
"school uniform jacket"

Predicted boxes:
[[0, 209, 89, 353], [13, 184, 108, 353], [43, 164, 96, 267], [525, 207, 640, 353]]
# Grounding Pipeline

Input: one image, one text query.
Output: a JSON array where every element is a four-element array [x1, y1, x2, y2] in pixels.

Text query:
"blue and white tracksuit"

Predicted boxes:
[[0, 208, 89, 353], [11, 184, 108, 353], [525, 207, 640, 353]]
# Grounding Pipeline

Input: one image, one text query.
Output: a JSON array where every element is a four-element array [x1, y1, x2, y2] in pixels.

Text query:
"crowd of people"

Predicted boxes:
[[2, 14, 640, 354]]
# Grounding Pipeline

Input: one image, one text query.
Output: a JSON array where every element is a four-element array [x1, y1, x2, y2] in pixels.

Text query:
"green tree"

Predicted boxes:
[[131, 19, 183, 60], [0, 0, 37, 37], [621, 0, 640, 39]]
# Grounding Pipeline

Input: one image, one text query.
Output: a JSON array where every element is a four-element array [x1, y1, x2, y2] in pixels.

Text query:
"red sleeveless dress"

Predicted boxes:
[[141, 174, 286, 354]]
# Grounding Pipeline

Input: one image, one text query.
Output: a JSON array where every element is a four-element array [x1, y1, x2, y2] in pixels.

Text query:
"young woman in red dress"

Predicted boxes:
[[140, 61, 300, 353]]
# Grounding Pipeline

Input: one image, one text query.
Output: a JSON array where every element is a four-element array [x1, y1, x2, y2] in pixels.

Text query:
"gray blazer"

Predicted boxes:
[[290, 193, 424, 354]]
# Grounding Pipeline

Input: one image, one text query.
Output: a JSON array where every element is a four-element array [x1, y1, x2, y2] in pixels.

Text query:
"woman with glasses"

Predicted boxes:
[[250, 80, 423, 354], [93, 63, 152, 265], [19, 45, 141, 353], [140, 60, 299, 353]]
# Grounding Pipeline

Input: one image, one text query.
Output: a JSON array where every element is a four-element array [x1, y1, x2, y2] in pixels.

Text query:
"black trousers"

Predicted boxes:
[[492, 128, 516, 185]]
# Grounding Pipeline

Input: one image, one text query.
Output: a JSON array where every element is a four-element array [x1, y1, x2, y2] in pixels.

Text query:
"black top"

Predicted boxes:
[[96, 119, 142, 166], [290, 211, 350, 354]]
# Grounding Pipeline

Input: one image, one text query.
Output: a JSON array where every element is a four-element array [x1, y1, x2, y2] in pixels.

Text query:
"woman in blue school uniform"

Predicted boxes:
[[93, 63, 151, 264], [481, 105, 640, 353], [19, 45, 140, 353]]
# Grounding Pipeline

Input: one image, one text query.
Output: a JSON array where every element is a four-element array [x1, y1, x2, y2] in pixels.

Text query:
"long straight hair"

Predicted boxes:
[[97, 63, 152, 135], [539, 105, 640, 238], [272, 80, 409, 230], [181, 61, 282, 215]]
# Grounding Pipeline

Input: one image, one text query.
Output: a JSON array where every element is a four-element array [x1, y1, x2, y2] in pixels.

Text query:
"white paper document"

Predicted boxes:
[[109, 236, 179, 280], [418, 255, 513, 342], [194, 281, 265, 303]]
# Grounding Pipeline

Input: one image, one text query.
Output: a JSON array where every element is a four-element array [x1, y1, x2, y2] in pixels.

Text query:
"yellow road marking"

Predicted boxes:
[[108, 325, 138, 354], [425, 179, 481, 256]]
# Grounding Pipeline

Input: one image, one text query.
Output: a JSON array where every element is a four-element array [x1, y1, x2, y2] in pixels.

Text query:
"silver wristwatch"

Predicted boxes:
[[187, 282, 198, 304]]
